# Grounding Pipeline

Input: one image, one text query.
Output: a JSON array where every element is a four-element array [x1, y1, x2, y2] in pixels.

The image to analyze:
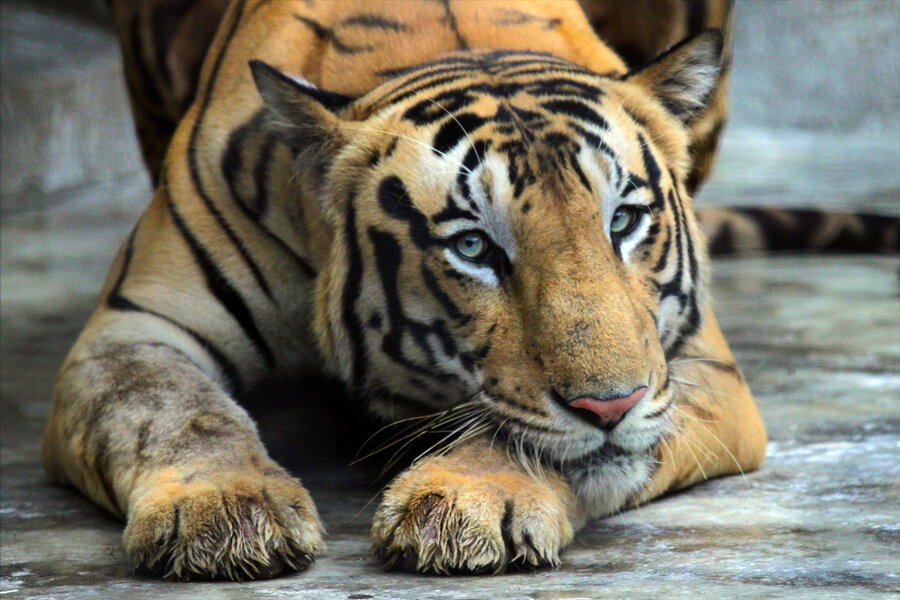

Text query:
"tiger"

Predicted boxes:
[[42, 0, 899, 582]]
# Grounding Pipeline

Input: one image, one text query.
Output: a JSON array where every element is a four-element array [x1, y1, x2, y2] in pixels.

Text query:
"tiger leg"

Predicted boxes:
[[42, 309, 323, 580], [371, 436, 581, 574], [636, 308, 767, 503]]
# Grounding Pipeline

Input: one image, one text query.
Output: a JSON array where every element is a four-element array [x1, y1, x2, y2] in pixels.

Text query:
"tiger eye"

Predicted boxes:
[[454, 232, 488, 260], [610, 206, 637, 234]]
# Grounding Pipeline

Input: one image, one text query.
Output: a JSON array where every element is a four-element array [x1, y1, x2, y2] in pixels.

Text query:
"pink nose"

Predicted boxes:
[[569, 386, 647, 426]]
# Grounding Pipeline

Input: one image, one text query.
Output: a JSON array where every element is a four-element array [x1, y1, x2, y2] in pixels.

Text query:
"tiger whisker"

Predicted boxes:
[[488, 416, 512, 456], [679, 434, 708, 480], [380, 407, 491, 475], [407, 414, 491, 468], [670, 404, 717, 424], [670, 376, 742, 403], [352, 400, 485, 464], [354, 411, 488, 518], [352, 410, 445, 462], [671, 406, 750, 489], [669, 356, 738, 369], [435, 423, 493, 459], [375, 407, 490, 473]]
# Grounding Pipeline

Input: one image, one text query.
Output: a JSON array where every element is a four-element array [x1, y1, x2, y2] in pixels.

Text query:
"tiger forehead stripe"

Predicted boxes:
[[377, 52, 607, 110]]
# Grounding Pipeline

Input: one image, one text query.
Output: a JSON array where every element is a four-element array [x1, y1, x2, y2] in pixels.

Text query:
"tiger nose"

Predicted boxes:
[[568, 386, 648, 428]]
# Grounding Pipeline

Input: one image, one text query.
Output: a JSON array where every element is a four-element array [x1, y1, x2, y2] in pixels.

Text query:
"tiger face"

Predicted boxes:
[[253, 32, 721, 510]]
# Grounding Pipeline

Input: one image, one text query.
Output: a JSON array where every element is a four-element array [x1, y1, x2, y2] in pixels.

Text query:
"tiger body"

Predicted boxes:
[[44, 0, 772, 579]]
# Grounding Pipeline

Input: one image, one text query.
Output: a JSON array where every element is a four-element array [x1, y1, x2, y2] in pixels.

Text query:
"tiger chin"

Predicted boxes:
[[42, 0, 765, 580]]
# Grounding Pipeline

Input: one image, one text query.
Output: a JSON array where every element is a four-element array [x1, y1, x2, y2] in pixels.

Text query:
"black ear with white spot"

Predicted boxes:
[[249, 59, 356, 152], [625, 29, 724, 124]]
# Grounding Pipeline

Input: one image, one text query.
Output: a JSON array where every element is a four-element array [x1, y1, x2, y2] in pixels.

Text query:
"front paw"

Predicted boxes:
[[123, 465, 323, 580], [372, 456, 574, 574]]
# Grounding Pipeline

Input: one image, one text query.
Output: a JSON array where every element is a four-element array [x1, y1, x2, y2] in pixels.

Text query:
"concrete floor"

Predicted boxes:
[[3, 204, 899, 598], [3, 2, 900, 599]]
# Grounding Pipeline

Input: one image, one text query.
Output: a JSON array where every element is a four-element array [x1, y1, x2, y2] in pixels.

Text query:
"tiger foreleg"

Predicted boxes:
[[41, 313, 323, 580], [371, 436, 581, 574]]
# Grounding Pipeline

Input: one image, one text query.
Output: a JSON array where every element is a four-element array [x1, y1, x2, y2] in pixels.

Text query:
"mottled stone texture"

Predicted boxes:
[[2, 1, 899, 598]]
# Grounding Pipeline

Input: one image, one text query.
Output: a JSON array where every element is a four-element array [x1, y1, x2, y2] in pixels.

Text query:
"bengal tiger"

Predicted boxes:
[[43, 0, 899, 582]]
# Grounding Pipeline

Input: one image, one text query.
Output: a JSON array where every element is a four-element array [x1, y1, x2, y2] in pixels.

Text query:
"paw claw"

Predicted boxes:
[[372, 465, 573, 575], [124, 469, 322, 581]]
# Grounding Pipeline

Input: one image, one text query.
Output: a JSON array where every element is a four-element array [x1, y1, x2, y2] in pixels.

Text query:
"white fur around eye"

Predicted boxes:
[[613, 209, 652, 262], [442, 248, 499, 286]]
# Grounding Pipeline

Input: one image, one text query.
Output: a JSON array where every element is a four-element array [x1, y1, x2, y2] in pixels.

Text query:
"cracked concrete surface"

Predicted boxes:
[[2, 1, 900, 598]]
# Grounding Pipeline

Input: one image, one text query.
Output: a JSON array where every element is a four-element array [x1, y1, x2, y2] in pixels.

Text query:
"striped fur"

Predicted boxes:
[[43, 0, 891, 582]]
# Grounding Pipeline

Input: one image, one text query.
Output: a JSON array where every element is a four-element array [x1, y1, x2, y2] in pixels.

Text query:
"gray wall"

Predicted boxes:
[[730, 0, 900, 137]]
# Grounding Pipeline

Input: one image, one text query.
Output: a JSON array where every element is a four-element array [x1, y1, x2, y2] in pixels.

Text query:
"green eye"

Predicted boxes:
[[453, 231, 489, 260], [610, 206, 641, 235]]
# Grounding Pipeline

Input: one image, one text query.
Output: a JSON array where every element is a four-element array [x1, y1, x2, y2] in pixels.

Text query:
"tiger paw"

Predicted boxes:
[[123, 466, 323, 580], [371, 458, 575, 574]]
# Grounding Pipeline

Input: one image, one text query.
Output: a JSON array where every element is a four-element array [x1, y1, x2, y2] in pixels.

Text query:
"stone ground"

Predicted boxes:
[[2, 2, 900, 599]]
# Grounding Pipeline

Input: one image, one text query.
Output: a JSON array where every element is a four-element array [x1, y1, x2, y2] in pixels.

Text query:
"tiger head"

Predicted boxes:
[[252, 31, 723, 511]]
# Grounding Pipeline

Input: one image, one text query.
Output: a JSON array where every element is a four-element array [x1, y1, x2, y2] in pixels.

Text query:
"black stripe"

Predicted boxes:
[[677, 356, 742, 378], [644, 394, 675, 420], [106, 231, 244, 395], [662, 182, 702, 357], [569, 148, 592, 193], [492, 393, 549, 419], [341, 198, 368, 388], [341, 14, 407, 31], [436, 0, 468, 49], [402, 87, 483, 126], [294, 15, 373, 54], [382, 73, 478, 108], [571, 124, 618, 161], [108, 294, 245, 396], [376, 55, 479, 78], [651, 223, 672, 274], [221, 114, 256, 211], [293, 14, 328, 38], [522, 77, 605, 99], [540, 99, 609, 132], [481, 49, 574, 64], [368, 227, 458, 380], [432, 193, 478, 224], [432, 112, 489, 155], [166, 197, 276, 369], [499, 66, 598, 79], [221, 112, 317, 278], [184, 0, 274, 300], [736, 208, 821, 250], [378, 175, 437, 249], [456, 140, 491, 203], [421, 263, 468, 324], [659, 190, 687, 310], [109, 226, 139, 300]]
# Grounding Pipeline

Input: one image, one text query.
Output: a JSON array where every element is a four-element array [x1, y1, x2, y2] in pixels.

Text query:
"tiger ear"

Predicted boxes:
[[624, 29, 724, 124], [249, 59, 355, 153]]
